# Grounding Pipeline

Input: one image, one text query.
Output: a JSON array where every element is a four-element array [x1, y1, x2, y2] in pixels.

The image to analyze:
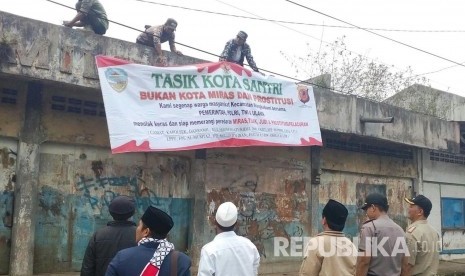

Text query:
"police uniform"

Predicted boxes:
[[358, 193, 409, 276], [359, 215, 407, 276], [404, 195, 440, 276]]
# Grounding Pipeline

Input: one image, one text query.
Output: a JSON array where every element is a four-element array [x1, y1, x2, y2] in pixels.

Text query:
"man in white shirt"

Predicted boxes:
[[198, 202, 260, 276]]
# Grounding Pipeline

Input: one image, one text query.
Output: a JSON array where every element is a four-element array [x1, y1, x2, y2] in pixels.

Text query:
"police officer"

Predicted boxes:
[[356, 193, 409, 276], [404, 195, 440, 276]]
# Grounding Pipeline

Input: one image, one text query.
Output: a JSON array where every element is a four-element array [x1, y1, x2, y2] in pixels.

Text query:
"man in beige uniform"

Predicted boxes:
[[356, 193, 409, 276], [300, 199, 356, 276], [404, 195, 440, 276]]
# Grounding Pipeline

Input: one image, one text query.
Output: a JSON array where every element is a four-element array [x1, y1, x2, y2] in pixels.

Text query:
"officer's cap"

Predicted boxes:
[[404, 195, 432, 217], [360, 193, 389, 210]]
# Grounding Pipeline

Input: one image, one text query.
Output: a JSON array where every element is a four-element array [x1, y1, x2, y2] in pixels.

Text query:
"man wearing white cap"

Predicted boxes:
[[198, 202, 260, 276]]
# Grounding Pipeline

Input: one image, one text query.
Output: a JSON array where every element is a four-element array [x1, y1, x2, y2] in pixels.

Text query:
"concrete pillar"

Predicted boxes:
[[310, 146, 321, 236], [9, 81, 43, 276], [190, 149, 208, 269], [414, 148, 424, 195]]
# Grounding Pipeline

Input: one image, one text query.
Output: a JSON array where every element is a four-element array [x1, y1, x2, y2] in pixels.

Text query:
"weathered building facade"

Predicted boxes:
[[0, 11, 462, 275], [387, 86, 465, 260]]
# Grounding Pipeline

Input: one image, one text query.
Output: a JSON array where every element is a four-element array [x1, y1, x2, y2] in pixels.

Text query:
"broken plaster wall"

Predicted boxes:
[[0, 76, 196, 273], [319, 147, 416, 239], [421, 149, 465, 260], [204, 146, 311, 274], [0, 138, 17, 275]]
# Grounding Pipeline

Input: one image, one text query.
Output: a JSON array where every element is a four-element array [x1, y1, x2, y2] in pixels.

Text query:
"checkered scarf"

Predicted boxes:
[[138, 237, 175, 275]]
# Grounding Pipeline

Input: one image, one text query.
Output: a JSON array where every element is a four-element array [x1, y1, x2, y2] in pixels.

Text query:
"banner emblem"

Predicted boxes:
[[105, 68, 128, 92]]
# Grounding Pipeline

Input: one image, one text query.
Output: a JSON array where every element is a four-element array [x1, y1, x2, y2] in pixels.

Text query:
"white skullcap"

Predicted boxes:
[[215, 202, 238, 227]]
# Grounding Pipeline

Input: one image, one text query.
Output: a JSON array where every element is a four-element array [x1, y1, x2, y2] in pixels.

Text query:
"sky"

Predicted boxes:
[[2, 0, 465, 97]]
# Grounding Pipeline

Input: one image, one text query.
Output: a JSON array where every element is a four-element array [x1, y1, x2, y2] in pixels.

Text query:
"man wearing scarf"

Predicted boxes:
[[105, 206, 191, 276]]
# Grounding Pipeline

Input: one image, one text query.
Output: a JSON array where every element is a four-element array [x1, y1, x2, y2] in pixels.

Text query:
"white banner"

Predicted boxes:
[[96, 56, 322, 153]]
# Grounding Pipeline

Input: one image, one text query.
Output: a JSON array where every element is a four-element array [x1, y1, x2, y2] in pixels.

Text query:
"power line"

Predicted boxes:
[[137, 0, 461, 85], [211, 0, 443, 89], [414, 62, 465, 77], [283, 0, 465, 69], [134, 0, 465, 33], [41, 0, 457, 119], [43, 0, 344, 93]]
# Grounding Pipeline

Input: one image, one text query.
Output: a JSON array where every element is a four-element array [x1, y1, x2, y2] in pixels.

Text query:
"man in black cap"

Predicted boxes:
[[136, 18, 183, 66], [105, 206, 191, 276], [81, 195, 137, 276], [404, 195, 440, 276], [219, 31, 259, 72], [299, 199, 356, 275], [356, 193, 409, 276]]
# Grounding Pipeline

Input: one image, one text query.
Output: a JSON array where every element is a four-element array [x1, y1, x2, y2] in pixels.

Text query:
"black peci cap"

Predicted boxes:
[[141, 206, 174, 236], [322, 199, 348, 231]]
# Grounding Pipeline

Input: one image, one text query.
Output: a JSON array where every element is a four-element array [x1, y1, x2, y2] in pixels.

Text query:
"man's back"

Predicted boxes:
[[300, 231, 356, 276], [105, 241, 191, 276], [81, 221, 136, 276], [198, 231, 260, 276], [359, 215, 407, 276], [406, 220, 440, 275]]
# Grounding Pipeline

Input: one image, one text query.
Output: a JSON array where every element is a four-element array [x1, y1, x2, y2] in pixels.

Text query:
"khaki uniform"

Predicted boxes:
[[358, 215, 407, 276], [406, 220, 440, 276], [299, 231, 356, 276]]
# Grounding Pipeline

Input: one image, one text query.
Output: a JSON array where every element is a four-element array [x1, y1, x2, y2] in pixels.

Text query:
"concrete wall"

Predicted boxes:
[[1, 10, 465, 274], [421, 149, 465, 260], [386, 84, 465, 121], [319, 147, 415, 238], [314, 89, 460, 153], [0, 137, 16, 274], [0, 74, 197, 273], [0, 11, 204, 91], [204, 147, 311, 274], [32, 143, 193, 273], [0, 11, 460, 154]]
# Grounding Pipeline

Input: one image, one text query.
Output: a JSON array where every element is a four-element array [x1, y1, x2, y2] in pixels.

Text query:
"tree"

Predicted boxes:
[[281, 36, 429, 101]]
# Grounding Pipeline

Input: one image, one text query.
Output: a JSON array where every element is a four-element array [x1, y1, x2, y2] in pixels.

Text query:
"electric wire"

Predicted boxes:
[[41, 0, 460, 118], [212, 0, 452, 90], [44, 0, 345, 93], [414, 61, 465, 77], [134, 0, 465, 33], [137, 0, 465, 81], [283, 0, 465, 68]]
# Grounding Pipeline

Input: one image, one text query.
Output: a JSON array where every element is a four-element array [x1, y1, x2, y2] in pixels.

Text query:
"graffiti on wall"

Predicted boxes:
[[0, 148, 15, 227], [207, 176, 309, 258], [0, 147, 16, 274], [33, 158, 192, 273]]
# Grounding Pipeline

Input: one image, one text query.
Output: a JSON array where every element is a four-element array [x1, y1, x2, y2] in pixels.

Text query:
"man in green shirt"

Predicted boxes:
[[63, 0, 109, 35]]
